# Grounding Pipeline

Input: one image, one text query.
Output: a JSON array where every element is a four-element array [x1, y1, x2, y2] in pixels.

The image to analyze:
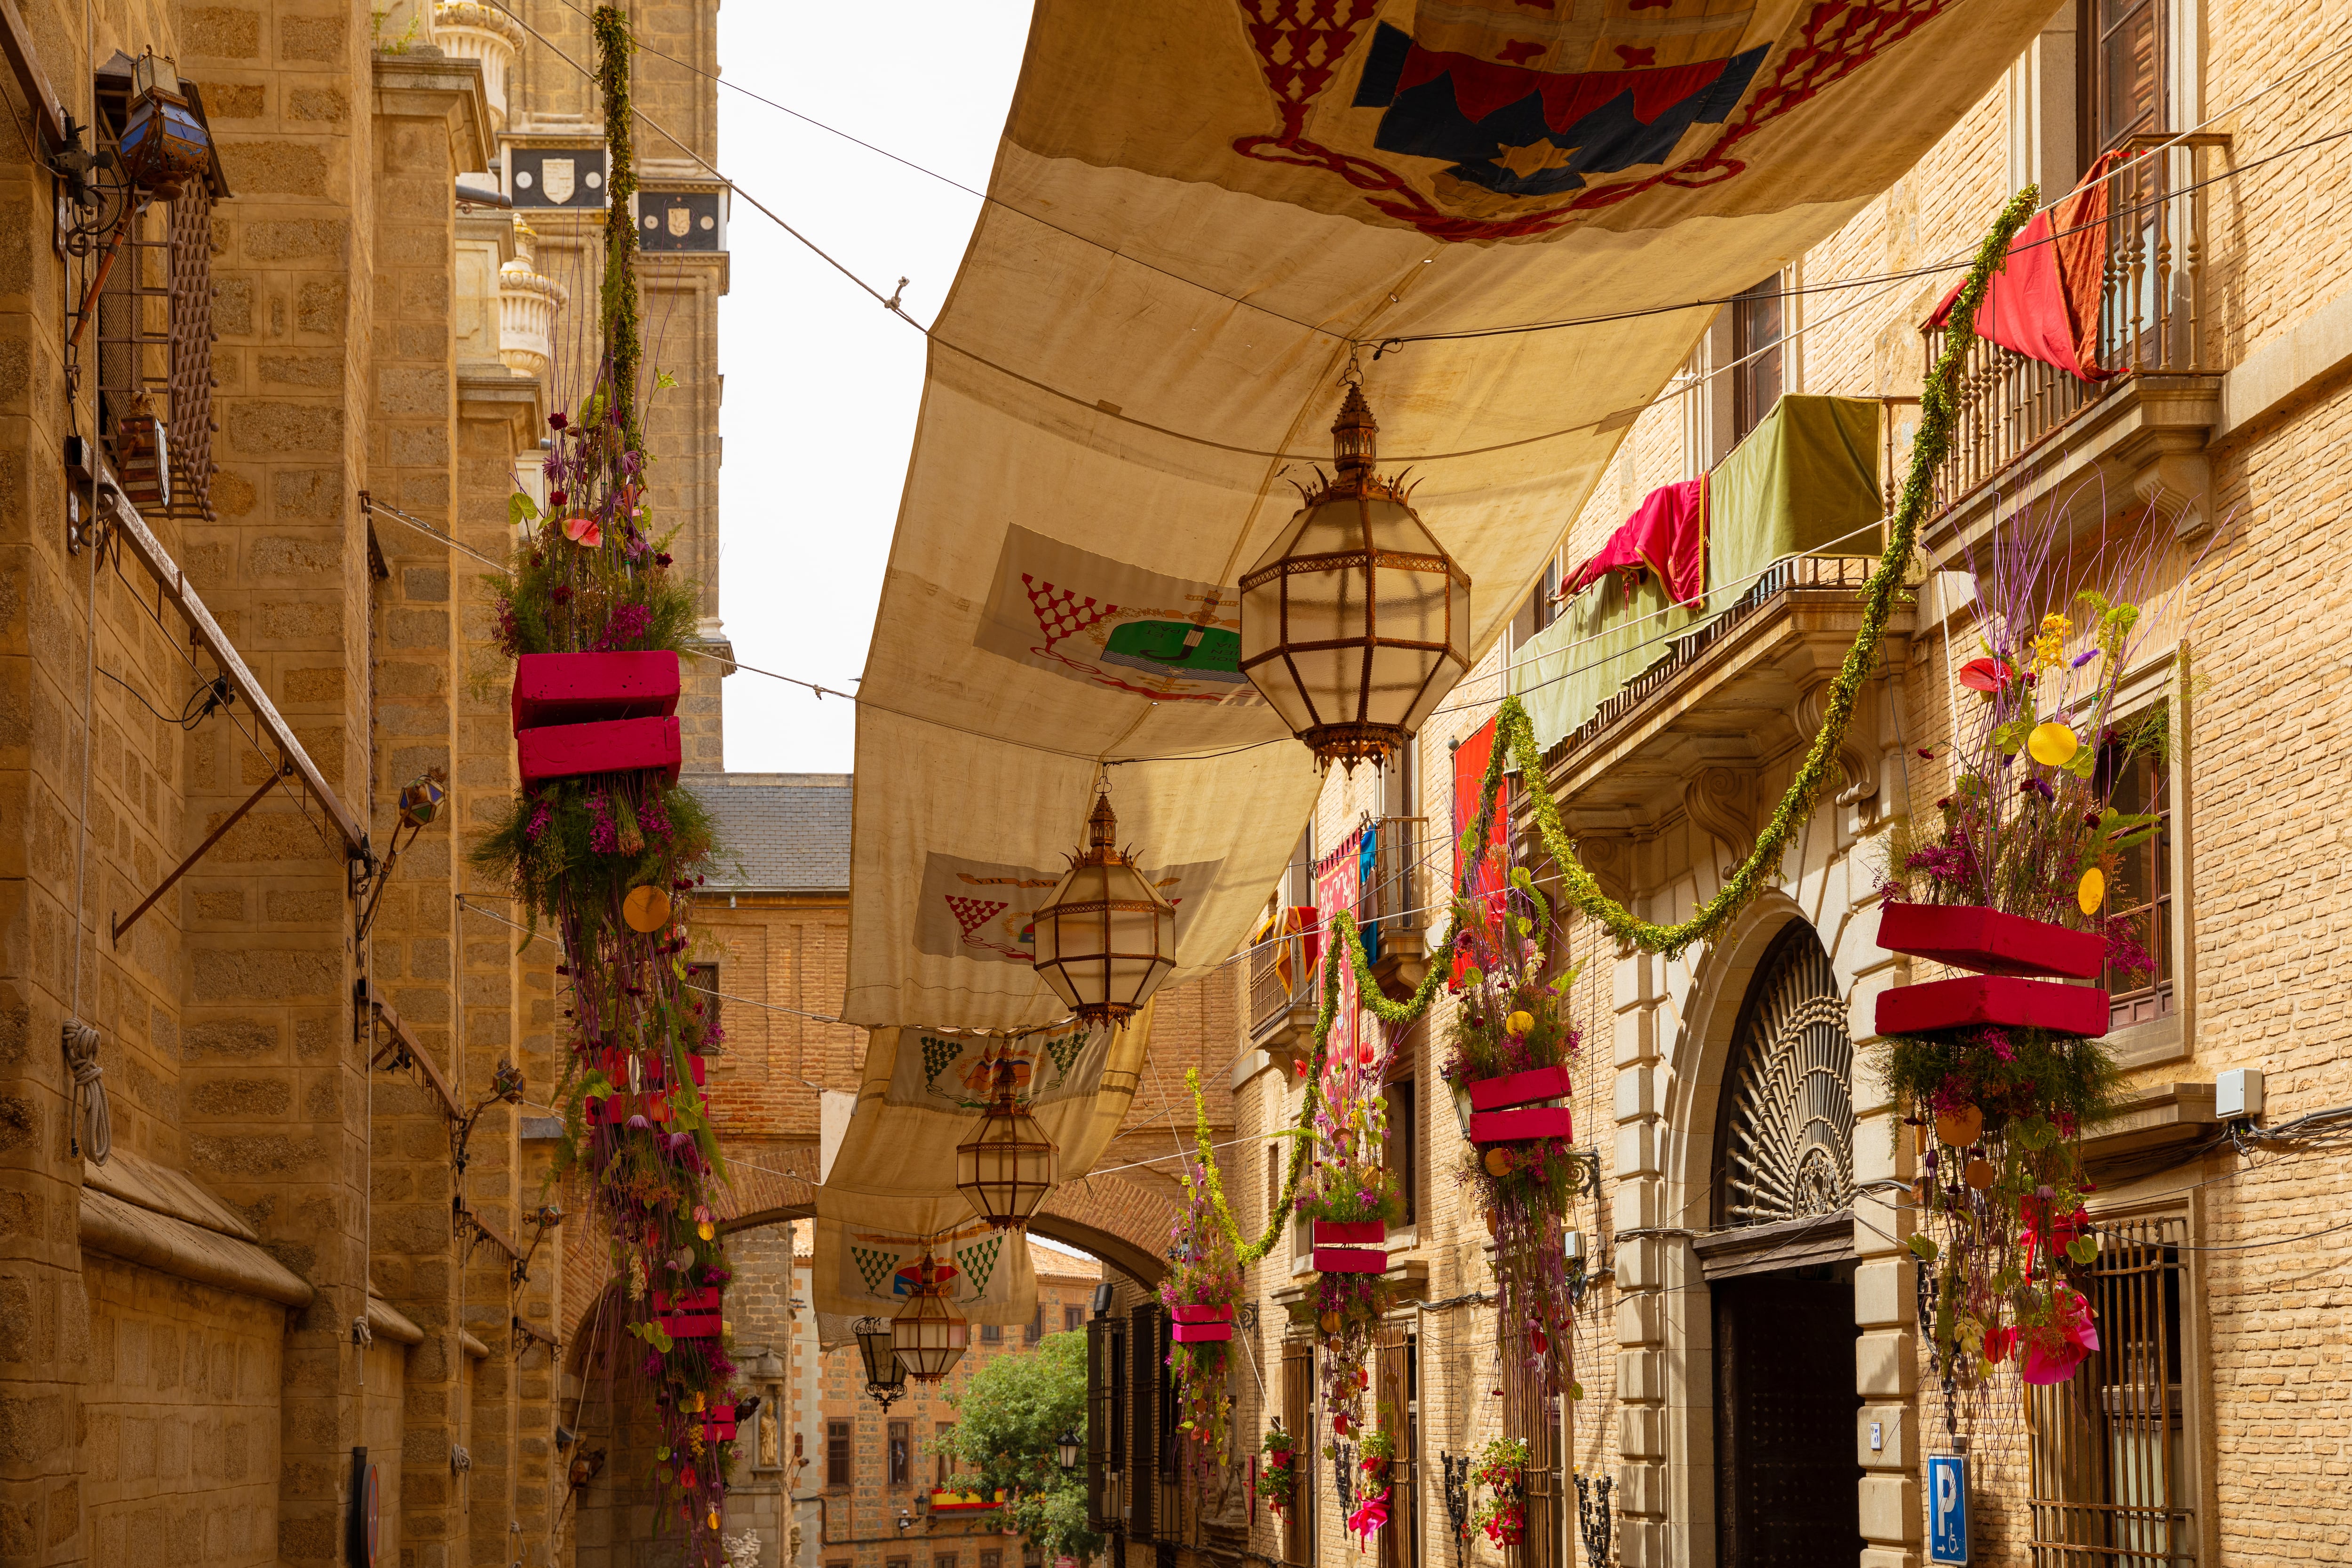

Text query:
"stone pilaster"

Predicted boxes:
[[1611, 944, 1669, 1568], [1851, 947, 1920, 1568]]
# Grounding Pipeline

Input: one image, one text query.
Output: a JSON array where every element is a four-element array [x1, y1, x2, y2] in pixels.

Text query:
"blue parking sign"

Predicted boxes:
[[1928, 1454, 1969, 1564]]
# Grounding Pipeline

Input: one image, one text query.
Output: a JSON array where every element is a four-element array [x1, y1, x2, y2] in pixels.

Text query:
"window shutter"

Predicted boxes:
[[1376, 1330, 1417, 1568], [1281, 1338, 1315, 1568], [1127, 1303, 1160, 1536]]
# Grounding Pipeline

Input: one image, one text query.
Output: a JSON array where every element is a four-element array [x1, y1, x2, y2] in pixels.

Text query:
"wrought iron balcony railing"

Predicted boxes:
[[1922, 135, 2228, 517]]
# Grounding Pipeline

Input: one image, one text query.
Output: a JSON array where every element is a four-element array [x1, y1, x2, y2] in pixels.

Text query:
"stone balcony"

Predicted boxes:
[[1524, 555, 1918, 881], [1922, 135, 2231, 549]]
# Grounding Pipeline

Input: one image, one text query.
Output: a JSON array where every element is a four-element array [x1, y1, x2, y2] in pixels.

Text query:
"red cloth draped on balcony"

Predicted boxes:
[[1560, 475, 1708, 605], [1925, 150, 2128, 382]]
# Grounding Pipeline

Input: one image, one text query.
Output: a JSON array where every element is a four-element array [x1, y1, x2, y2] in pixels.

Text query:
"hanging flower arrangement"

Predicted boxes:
[[1256, 1424, 1300, 1519], [1443, 857, 1583, 1395], [1871, 519, 2184, 1420], [1345, 1409, 1397, 1546], [1469, 1435, 1529, 1547], [468, 8, 739, 1556], [1298, 1065, 1400, 1442], [1159, 1156, 1241, 1476]]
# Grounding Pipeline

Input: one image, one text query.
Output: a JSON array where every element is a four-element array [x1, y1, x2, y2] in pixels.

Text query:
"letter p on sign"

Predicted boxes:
[[1928, 1453, 1969, 1565]]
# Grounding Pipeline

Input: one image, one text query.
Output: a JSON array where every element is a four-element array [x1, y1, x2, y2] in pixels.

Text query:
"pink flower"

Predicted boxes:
[[563, 514, 602, 547]]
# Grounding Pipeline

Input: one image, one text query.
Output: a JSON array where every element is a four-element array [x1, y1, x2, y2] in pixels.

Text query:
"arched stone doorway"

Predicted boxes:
[[1702, 922, 1862, 1567]]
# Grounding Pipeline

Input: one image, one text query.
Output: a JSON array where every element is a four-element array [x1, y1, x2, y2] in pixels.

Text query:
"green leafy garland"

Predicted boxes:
[[592, 4, 643, 446]]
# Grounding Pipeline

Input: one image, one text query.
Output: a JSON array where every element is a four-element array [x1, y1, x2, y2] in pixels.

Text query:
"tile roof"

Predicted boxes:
[[684, 772, 852, 893]]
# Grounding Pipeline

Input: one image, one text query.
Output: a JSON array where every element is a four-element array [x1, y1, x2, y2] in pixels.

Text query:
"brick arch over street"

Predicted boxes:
[[559, 1145, 1177, 1345]]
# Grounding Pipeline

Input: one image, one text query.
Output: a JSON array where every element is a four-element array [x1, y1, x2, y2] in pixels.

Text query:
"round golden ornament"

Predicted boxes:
[[1935, 1105, 1984, 1147], [1506, 1010, 1534, 1036], [2077, 867, 2106, 915], [624, 883, 674, 932], [1964, 1158, 1996, 1190], [2027, 720, 2079, 767], [1483, 1147, 1514, 1178]]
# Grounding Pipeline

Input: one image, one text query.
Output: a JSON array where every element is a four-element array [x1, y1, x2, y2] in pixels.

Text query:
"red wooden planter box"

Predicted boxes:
[[587, 1090, 673, 1125], [1311, 1220, 1386, 1274], [1875, 975, 2110, 1039], [512, 651, 681, 731], [702, 1410, 738, 1443], [593, 1049, 706, 1094], [654, 1287, 723, 1338], [1468, 1065, 1573, 1112], [1876, 903, 2105, 979], [517, 716, 683, 788], [1171, 1304, 1234, 1342], [1470, 1106, 1575, 1145]]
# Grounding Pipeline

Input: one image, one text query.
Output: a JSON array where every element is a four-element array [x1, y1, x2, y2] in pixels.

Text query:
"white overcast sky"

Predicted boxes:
[[710, 3, 1033, 774]]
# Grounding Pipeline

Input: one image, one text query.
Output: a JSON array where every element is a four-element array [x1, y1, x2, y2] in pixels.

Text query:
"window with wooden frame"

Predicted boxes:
[[83, 53, 223, 522], [1085, 1313, 1126, 1529], [1281, 1338, 1316, 1568], [1383, 1077, 1417, 1230], [687, 961, 720, 1046], [1025, 1305, 1043, 1345], [2026, 1214, 2198, 1566], [1065, 1304, 1084, 1332], [981, 1322, 1002, 1344], [933, 1422, 955, 1487], [2081, 0, 2166, 161], [1730, 275, 1785, 444], [887, 1421, 911, 1486], [826, 1420, 851, 1488], [1499, 1324, 1561, 1568], [2097, 716, 2174, 1029], [982, 1554, 1002, 1568], [934, 1553, 958, 1568]]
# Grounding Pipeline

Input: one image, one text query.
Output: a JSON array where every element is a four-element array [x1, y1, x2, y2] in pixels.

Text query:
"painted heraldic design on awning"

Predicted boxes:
[[847, 0, 2060, 1029]]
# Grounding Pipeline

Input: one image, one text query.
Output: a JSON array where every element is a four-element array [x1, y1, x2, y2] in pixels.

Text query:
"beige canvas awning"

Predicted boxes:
[[847, 0, 2060, 1029]]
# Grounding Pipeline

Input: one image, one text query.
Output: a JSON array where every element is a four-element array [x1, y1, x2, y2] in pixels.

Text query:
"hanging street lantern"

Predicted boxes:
[[853, 1315, 909, 1411], [1239, 381, 1471, 770], [956, 1056, 1058, 1231], [1030, 788, 1176, 1027], [1056, 1429, 1083, 1472], [891, 1253, 970, 1383]]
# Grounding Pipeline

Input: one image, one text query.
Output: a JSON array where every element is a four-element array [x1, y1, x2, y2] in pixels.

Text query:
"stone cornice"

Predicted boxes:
[[372, 52, 493, 174]]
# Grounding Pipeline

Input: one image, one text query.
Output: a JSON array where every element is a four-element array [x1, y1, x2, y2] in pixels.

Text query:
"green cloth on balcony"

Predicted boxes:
[[1705, 394, 1887, 596], [1511, 574, 1696, 751], [1516, 395, 1885, 753]]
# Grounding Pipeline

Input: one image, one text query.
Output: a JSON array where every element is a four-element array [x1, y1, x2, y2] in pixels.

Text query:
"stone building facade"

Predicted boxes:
[[0, 0, 731, 1564], [1162, 7, 2352, 1568]]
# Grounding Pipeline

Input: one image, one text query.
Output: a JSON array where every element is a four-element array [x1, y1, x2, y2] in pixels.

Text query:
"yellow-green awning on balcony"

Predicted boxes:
[[1515, 396, 1884, 749]]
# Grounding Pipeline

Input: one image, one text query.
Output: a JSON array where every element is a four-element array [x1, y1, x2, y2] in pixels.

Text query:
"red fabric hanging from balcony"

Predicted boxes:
[[1561, 475, 1708, 605], [1925, 151, 2128, 382]]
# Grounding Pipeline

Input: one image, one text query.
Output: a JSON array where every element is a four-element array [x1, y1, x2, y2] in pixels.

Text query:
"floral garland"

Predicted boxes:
[[1160, 1155, 1241, 1476], [1255, 1424, 1300, 1518], [1345, 1414, 1397, 1545], [467, 9, 739, 1555], [1469, 1436, 1528, 1548]]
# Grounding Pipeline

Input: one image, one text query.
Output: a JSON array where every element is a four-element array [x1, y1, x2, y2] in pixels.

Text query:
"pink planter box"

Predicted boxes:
[[1468, 1065, 1573, 1112], [1171, 1321, 1233, 1343], [516, 715, 683, 787], [1171, 1304, 1233, 1324], [587, 1090, 673, 1125], [654, 1287, 723, 1339], [1310, 1220, 1387, 1274], [702, 1411, 738, 1442], [1470, 1106, 1575, 1145], [511, 651, 681, 731], [1875, 975, 2110, 1038], [1877, 903, 2105, 980], [593, 1049, 706, 1093]]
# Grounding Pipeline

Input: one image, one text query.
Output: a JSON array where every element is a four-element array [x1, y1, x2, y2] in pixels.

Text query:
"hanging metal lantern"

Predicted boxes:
[[891, 1254, 969, 1383], [955, 1056, 1058, 1231], [1030, 789, 1176, 1027], [853, 1315, 908, 1411], [1240, 382, 1471, 770], [118, 52, 212, 199]]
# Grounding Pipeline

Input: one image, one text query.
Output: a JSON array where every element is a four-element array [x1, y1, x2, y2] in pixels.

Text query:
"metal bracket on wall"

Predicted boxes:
[[112, 762, 286, 944]]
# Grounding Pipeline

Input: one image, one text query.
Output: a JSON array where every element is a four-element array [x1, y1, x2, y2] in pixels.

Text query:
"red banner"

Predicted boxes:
[[1451, 718, 1510, 987], [1315, 826, 1366, 1079]]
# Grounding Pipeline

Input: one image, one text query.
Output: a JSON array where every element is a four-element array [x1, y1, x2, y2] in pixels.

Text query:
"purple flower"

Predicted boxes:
[[2072, 648, 2100, 668], [1979, 1025, 2016, 1063], [627, 1114, 653, 1131], [526, 800, 552, 842]]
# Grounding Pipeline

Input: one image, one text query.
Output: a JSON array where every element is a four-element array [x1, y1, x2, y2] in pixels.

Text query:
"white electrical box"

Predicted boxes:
[[2217, 1068, 2265, 1120]]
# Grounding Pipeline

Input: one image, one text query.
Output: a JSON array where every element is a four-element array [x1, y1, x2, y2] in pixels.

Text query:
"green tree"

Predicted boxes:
[[935, 1329, 1103, 1563]]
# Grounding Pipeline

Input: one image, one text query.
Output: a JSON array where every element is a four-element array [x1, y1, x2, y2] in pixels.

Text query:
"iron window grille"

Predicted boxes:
[[2027, 1214, 2196, 1567]]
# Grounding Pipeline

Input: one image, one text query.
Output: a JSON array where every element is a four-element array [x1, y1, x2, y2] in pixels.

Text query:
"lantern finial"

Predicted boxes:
[[1085, 789, 1119, 860], [1331, 381, 1378, 478]]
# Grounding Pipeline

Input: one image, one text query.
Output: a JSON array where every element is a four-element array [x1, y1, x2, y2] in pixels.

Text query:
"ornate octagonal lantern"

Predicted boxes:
[[1239, 382, 1471, 769], [956, 1057, 1058, 1231], [853, 1315, 908, 1411], [1030, 789, 1176, 1027], [891, 1253, 970, 1383]]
